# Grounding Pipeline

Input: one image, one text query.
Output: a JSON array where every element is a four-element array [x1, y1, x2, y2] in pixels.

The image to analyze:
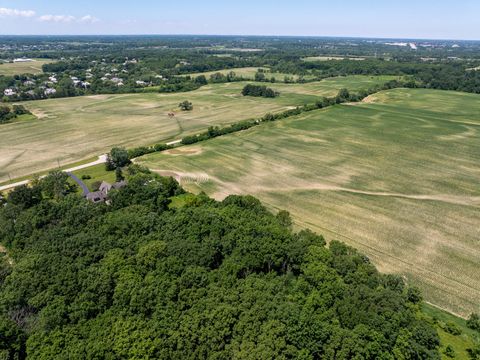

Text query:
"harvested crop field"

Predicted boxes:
[[0, 75, 396, 182], [139, 88, 480, 316]]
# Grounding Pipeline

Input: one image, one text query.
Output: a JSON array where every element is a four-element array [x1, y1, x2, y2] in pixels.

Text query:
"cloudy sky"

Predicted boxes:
[[0, 0, 478, 40]]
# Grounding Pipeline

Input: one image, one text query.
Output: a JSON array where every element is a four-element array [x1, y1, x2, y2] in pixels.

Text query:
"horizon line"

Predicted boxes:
[[0, 34, 479, 42]]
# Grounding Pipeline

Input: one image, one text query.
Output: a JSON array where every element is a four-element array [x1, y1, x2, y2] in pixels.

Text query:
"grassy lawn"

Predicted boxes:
[[422, 304, 479, 359], [0, 59, 55, 76], [70, 164, 116, 192], [138, 88, 480, 317], [0, 75, 397, 183]]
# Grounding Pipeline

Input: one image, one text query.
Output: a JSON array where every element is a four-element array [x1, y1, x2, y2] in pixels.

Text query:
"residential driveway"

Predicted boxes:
[[66, 172, 90, 196], [0, 154, 107, 192]]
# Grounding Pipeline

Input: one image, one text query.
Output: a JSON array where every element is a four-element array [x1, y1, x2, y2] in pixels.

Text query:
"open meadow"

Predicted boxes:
[[0, 75, 397, 182], [0, 59, 54, 76], [138, 88, 480, 317]]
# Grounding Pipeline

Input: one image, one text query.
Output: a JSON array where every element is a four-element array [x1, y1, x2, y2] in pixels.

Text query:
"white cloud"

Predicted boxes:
[[38, 14, 99, 24], [0, 7, 36, 18], [0, 7, 99, 25], [79, 15, 99, 24], [39, 14, 76, 23]]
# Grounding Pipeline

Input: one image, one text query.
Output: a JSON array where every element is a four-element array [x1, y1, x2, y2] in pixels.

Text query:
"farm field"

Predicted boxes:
[[0, 75, 397, 182], [0, 59, 54, 76], [138, 88, 480, 317], [185, 66, 317, 81]]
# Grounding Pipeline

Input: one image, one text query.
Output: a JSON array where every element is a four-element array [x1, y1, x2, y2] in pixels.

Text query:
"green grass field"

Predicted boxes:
[[422, 304, 479, 359], [185, 66, 317, 81], [0, 75, 397, 183], [0, 59, 54, 76], [138, 88, 480, 317]]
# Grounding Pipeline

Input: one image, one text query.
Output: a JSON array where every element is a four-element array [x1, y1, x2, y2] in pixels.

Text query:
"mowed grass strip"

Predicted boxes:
[[0, 76, 396, 182], [138, 88, 480, 317], [0, 59, 54, 76]]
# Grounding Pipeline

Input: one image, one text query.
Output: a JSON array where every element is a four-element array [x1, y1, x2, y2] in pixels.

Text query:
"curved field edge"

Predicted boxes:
[[138, 88, 480, 317]]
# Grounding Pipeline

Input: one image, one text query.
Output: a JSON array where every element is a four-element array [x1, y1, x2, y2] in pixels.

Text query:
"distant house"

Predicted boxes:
[[86, 181, 127, 203], [135, 80, 147, 86], [4, 89, 16, 96], [48, 76, 58, 83], [44, 88, 57, 96], [86, 191, 107, 204], [13, 58, 33, 63], [23, 80, 36, 86]]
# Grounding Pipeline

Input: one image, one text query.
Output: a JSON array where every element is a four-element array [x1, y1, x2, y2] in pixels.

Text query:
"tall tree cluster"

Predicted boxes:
[[0, 168, 440, 359]]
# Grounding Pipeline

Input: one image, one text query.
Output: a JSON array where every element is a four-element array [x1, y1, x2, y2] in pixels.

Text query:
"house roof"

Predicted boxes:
[[86, 191, 107, 203]]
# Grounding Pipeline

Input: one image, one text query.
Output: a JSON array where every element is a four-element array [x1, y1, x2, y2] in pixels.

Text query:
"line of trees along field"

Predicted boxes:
[[0, 166, 441, 359]]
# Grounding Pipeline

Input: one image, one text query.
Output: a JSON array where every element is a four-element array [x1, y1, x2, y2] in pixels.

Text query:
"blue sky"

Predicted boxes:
[[0, 0, 478, 40]]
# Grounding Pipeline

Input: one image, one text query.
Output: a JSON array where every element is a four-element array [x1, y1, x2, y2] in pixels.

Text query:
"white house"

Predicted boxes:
[[4, 89, 16, 96], [13, 58, 33, 63], [44, 88, 57, 96]]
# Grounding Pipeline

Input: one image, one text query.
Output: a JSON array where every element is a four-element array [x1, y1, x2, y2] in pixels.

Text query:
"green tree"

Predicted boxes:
[[7, 184, 41, 209], [41, 171, 76, 199], [467, 313, 480, 331], [194, 75, 208, 85], [255, 71, 266, 82], [179, 100, 193, 111], [106, 147, 131, 171], [444, 345, 455, 358], [276, 210, 292, 228], [115, 167, 124, 182]]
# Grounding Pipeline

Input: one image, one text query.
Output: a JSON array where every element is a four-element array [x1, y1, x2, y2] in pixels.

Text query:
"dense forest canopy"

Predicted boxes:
[[0, 167, 441, 359]]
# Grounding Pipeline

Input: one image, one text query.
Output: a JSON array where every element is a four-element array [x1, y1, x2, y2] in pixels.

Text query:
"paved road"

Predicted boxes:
[[0, 138, 182, 193], [0, 154, 107, 192]]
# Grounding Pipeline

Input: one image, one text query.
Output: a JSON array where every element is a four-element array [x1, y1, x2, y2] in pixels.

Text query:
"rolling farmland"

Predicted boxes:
[[0, 75, 396, 182], [139, 88, 480, 316]]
